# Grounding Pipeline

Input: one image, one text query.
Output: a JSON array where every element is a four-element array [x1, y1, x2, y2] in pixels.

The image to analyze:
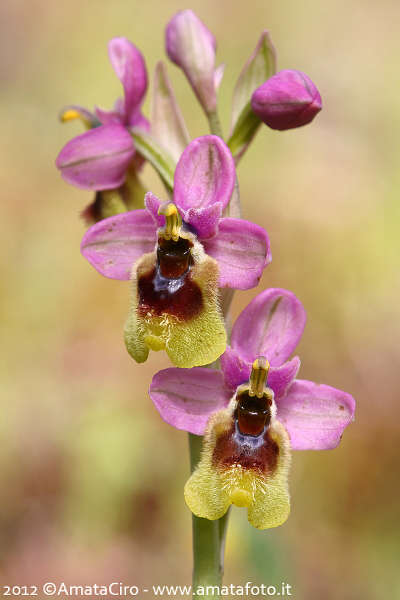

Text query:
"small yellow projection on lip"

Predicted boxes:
[[230, 490, 252, 508], [158, 201, 182, 241], [144, 334, 166, 351]]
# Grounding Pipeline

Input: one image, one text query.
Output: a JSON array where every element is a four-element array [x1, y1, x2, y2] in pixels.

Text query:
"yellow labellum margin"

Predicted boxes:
[[124, 204, 227, 368], [184, 364, 291, 529]]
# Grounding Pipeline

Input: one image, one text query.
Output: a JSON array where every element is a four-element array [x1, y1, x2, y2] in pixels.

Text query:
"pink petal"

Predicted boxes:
[[269, 357, 300, 399], [203, 217, 271, 290], [81, 210, 157, 280], [108, 37, 148, 123], [231, 288, 306, 365], [56, 125, 134, 191], [221, 347, 300, 399], [149, 368, 232, 435], [214, 63, 226, 94], [174, 136, 235, 212], [94, 106, 121, 125], [183, 203, 222, 239], [220, 345, 251, 392], [144, 191, 165, 227], [127, 109, 151, 131], [277, 380, 355, 450], [146, 192, 222, 240]]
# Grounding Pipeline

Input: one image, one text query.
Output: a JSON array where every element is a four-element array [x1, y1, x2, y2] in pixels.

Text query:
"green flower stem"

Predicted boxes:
[[97, 190, 127, 219], [187, 113, 240, 596], [130, 128, 175, 195], [217, 508, 230, 573], [207, 111, 224, 138], [189, 433, 224, 599]]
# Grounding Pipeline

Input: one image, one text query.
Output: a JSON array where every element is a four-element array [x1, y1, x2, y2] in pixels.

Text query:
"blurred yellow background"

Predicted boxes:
[[1, 0, 399, 598]]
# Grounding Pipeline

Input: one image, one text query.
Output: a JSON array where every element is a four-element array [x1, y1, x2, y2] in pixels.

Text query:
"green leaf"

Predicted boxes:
[[228, 31, 277, 159], [227, 110, 260, 159], [151, 62, 190, 164], [130, 128, 175, 194]]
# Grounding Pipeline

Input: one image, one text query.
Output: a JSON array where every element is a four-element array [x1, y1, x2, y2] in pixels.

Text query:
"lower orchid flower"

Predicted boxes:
[[80, 136, 271, 368], [149, 288, 355, 528], [185, 357, 292, 529]]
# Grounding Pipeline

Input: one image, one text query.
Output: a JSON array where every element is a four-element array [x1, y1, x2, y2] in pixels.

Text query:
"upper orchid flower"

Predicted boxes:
[[149, 288, 355, 528], [56, 37, 148, 192], [81, 136, 271, 368]]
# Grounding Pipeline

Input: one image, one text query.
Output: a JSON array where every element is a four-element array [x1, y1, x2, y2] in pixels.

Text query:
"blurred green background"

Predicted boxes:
[[1, 0, 399, 598]]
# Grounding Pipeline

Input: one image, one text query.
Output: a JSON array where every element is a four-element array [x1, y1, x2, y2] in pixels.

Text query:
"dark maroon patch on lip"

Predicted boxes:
[[236, 391, 271, 436], [157, 237, 193, 278], [212, 419, 279, 475], [137, 263, 204, 321]]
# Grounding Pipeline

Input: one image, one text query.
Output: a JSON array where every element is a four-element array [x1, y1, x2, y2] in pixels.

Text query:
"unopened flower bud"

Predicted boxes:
[[166, 10, 217, 114], [251, 69, 322, 131]]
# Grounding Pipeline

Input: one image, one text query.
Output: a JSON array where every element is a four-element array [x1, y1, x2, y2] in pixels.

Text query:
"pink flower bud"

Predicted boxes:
[[251, 69, 322, 131], [166, 10, 217, 114]]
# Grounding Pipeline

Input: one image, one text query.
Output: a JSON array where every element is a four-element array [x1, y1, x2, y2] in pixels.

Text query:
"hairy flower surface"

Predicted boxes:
[[185, 358, 291, 529], [81, 136, 271, 367], [124, 200, 227, 368], [150, 288, 355, 527], [56, 37, 149, 191]]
